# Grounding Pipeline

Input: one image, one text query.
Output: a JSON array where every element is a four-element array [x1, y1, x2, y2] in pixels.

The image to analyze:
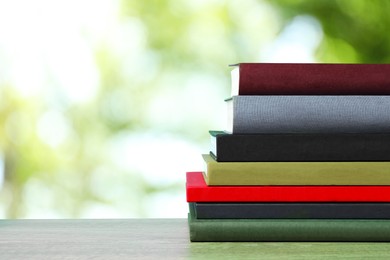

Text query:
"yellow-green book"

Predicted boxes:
[[202, 154, 390, 186]]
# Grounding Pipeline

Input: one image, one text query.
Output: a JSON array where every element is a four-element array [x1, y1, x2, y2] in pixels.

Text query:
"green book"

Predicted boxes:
[[202, 154, 390, 185], [188, 204, 390, 242]]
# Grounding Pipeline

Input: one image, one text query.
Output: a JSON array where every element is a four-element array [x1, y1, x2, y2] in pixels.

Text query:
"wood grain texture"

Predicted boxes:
[[1, 219, 390, 259]]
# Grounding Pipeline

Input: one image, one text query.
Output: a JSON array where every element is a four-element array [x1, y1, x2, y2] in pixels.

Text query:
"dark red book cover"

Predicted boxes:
[[186, 172, 390, 202], [233, 63, 390, 95]]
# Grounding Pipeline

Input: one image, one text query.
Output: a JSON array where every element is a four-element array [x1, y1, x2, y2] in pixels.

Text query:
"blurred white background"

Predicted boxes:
[[0, 0, 324, 218]]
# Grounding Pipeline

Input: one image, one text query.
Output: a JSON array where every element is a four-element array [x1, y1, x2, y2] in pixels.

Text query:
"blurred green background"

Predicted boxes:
[[0, 0, 389, 218]]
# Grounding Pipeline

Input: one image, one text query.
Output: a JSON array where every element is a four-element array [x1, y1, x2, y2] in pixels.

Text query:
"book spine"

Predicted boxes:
[[211, 131, 390, 162], [186, 172, 390, 202], [237, 63, 390, 95], [230, 96, 390, 134], [194, 202, 390, 219], [189, 216, 390, 242], [202, 154, 390, 186]]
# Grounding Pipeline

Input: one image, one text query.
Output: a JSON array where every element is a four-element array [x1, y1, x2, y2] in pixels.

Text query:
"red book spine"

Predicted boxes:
[[186, 172, 390, 202], [236, 63, 390, 95]]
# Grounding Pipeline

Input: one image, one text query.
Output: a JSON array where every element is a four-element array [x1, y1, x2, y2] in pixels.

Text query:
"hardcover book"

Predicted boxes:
[[188, 204, 390, 242], [226, 95, 390, 134], [193, 202, 390, 219], [186, 172, 390, 202], [202, 154, 390, 186], [210, 130, 390, 162], [231, 63, 390, 95]]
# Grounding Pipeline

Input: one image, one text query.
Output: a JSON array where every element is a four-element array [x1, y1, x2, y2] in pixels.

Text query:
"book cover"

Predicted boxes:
[[186, 172, 390, 202], [231, 63, 390, 95], [226, 95, 390, 134], [188, 204, 390, 242], [210, 130, 390, 162], [193, 202, 390, 219], [202, 154, 390, 185]]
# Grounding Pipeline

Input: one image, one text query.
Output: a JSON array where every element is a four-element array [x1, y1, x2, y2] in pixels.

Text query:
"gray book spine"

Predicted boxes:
[[228, 96, 390, 134]]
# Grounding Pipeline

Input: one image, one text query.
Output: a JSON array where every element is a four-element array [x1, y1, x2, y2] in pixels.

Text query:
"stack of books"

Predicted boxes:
[[186, 63, 390, 242]]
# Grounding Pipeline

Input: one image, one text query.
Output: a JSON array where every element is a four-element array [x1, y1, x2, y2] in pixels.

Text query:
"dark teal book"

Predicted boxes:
[[193, 202, 390, 219], [188, 204, 390, 242]]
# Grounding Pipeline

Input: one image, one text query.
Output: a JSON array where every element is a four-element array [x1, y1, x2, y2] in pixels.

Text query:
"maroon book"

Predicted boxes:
[[231, 63, 390, 95]]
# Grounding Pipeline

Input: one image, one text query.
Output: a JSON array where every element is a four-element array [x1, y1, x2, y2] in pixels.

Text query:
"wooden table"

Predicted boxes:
[[1, 219, 390, 259]]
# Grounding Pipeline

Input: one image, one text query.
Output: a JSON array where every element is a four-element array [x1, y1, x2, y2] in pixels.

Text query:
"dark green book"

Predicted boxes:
[[188, 204, 390, 242]]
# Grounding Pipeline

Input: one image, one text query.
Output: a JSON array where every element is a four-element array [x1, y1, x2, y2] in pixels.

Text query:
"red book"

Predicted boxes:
[[186, 172, 390, 202], [231, 63, 390, 95]]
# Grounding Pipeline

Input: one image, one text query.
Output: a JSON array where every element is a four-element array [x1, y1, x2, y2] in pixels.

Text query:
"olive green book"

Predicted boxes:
[[188, 203, 390, 242], [202, 154, 390, 185]]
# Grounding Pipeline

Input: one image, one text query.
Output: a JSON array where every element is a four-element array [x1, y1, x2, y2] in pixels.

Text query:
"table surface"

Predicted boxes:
[[1, 219, 390, 259]]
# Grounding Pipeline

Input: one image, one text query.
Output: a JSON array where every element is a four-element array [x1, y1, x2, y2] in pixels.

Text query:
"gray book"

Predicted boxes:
[[226, 95, 390, 134]]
